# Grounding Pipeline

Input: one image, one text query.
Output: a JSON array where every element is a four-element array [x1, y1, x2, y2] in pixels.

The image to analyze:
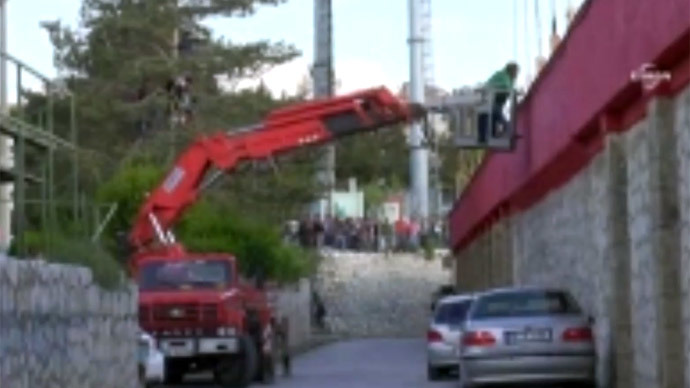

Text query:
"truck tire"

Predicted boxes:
[[163, 358, 185, 385], [216, 335, 258, 388]]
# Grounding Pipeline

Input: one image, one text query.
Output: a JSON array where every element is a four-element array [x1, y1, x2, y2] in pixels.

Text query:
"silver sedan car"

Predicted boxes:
[[458, 286, 596, 387], [426, 293, 475, 380]]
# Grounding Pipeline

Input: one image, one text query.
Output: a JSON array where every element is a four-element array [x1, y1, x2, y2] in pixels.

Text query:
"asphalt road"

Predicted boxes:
[[170, 338, 457, 388]]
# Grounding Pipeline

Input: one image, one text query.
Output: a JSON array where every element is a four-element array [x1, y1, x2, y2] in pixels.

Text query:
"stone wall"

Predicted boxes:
[[315, 250, 452, 338], [0, 255, 138, 388], [673, 86, 690, 388], [514, 143, 617, 387], [453, 84, 690, 388], [456, 221, 513, 293]]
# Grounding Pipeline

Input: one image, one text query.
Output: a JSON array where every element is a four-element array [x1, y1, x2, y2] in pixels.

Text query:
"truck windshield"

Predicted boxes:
[[138, 259, 231, 291]]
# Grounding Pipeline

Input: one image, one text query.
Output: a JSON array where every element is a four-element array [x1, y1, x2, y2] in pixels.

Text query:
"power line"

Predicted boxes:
[[523, 0, 531, 84], [513, 0, 518, 61], [535, 0, 542, 58]]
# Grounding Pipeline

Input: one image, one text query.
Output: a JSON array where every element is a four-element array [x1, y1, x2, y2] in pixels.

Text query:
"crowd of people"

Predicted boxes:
[[283, 216, 446, 252]]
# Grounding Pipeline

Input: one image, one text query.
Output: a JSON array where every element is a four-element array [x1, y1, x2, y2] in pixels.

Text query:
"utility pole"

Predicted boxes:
[[408, 0, 429, 228], [0, 0, 13, 252], [313, 0, 334, 218]]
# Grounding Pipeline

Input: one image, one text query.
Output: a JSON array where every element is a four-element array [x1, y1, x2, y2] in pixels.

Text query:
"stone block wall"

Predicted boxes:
[[513, 147, 616, 387], [454, 84, 690, 388], [0, 255, 139, 388], [674, 86, 690, 388], [455, 220, 513, 293], [315, 250, 451, 338], [624, 97, 684, 388]]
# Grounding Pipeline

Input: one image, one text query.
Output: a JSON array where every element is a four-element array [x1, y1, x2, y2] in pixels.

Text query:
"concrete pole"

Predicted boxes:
[[0, 0, 5, 108], [313, 0, 334, 218], [408, 0, 429, 227], [0, 0, 13, 252]]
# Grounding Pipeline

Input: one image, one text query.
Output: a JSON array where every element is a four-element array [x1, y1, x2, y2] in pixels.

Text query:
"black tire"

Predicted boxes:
[[216, 335, 259, 388], [566, 382, 596, 388], [427, 364, 441, 381], [163, 358, 185, 385]]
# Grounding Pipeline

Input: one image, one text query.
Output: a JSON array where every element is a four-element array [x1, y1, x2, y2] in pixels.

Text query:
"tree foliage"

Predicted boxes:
[[97, 160, 315, 282], [335, 126, 409, 189], [41, 0, 299, 159], [36, 0, 320, 209], [9, 0, 325, 283]]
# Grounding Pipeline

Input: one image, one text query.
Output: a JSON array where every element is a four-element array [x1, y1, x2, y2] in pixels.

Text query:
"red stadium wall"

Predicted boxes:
[[449, 0, 690, 253]]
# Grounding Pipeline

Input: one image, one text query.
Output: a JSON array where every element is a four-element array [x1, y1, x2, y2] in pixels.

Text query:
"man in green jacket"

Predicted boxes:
[[478, 62, 519, 143]]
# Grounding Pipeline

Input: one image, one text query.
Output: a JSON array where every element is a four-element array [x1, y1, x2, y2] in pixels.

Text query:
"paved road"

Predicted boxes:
[[171, 338, 457, 388]]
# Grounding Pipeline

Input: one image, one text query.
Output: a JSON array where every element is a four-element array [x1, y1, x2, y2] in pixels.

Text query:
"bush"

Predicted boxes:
[[178, 200, 316, 283], [10, 230, 125, 289], [97, 161, 316, 284]]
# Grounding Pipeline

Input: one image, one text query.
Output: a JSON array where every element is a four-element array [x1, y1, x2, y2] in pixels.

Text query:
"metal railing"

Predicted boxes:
[[0, 50, 81, 255]]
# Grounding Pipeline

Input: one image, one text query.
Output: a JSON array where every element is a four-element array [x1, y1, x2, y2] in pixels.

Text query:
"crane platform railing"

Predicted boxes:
[[425, 86, 521, 151]]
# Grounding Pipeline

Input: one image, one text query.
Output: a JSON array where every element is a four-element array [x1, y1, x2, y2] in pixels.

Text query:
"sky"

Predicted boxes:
[[3, 0, 586, 99]]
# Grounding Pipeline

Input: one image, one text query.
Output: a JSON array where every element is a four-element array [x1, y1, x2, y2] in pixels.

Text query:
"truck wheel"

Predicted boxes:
[[163, 359, 185, 385], [216, 335, 258, 388]]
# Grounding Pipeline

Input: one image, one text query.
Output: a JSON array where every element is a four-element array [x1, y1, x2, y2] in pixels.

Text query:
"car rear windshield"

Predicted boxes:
[[434, 300, 473, 325], [471, 290, 582, 319], [138, 259, 231, 291]]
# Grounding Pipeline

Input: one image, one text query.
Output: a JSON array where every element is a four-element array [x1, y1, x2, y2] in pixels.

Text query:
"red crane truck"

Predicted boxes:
[[129, 86, 424, 387]]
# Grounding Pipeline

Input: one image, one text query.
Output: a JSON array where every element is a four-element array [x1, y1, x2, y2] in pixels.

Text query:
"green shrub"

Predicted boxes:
[[96, 161, 316, 284], [10, 230, 125, 289], [178, 200, 316, 283]]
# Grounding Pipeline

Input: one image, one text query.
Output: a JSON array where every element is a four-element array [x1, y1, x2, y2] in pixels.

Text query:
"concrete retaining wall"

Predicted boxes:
[[0, 255, 138, 388], [315, 250, 452, 338], [454, 85, 690, 388]]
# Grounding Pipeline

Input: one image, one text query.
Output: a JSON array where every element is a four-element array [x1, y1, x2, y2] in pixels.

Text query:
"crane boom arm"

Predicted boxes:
[[129, 86, 423, 251]]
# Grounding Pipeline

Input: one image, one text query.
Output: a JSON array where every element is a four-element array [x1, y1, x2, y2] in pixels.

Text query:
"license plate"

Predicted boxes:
[[507, 328, 551, 344], [162, 339, 195, 357], [166, 346, 194, 357]]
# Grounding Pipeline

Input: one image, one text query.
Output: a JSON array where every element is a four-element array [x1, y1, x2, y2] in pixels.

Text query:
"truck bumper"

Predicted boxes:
[[158, 337, 239, 357]]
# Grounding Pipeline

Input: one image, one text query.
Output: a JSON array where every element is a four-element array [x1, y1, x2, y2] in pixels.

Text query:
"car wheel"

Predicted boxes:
[[427, 364, 441, 381]]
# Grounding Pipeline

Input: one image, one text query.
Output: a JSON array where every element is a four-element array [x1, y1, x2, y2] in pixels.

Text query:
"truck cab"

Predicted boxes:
[[135, 248, 274, 386]]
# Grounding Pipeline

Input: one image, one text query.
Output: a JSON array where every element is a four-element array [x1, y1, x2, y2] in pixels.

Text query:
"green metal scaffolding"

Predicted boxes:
[[0, 51, 81, 255]]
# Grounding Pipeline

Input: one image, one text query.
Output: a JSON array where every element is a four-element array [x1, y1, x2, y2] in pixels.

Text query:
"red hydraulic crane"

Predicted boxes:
[[132, 86, 424, 387], [128, 86, 423, 268]]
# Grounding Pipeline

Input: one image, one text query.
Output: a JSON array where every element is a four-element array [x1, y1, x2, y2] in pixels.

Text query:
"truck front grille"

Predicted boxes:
[[151, 303, 219, 324]]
